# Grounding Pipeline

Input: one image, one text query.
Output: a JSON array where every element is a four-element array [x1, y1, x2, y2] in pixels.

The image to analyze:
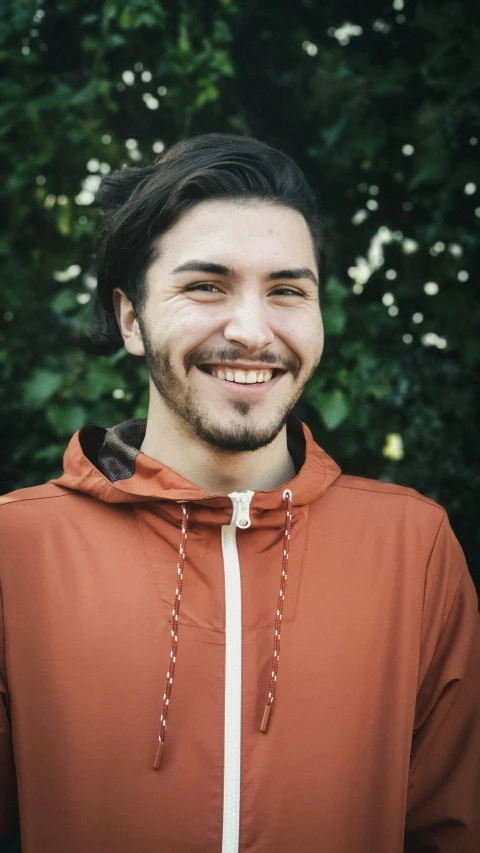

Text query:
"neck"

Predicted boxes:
[[140, 394, 296, 495]]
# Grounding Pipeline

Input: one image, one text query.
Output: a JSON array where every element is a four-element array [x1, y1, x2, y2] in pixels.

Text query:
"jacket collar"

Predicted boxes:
[[52, 415, 341, 515]]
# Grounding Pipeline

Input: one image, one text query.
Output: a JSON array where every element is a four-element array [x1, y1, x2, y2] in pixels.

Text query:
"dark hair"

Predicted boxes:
[[90, 133, 327, 354]]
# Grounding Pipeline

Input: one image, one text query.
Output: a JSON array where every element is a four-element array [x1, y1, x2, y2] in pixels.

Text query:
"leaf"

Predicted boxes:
[[322, 303, 346, 335], [119, 8, 133, 28], [408, 156, 447, 189], [50, 289, 78, 315], [320, 114, 350, 149], [196, 83, 219, 107], [325, 276, 348, 303], [317, 389, 350, 430], [33, 443, 65, 463], [23, 369, 62, 409], [83, 361, 125, 401], [56, 208, 71, 236], [46, 403, 88, 436]]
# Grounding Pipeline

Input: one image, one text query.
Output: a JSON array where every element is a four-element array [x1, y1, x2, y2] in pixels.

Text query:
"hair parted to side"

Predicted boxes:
[[89, 133, 327, 354]]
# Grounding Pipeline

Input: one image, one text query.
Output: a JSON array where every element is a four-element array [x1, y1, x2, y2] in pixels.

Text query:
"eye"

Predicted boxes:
[[271, 286, 305, 297], [184, 282, 222, 293]]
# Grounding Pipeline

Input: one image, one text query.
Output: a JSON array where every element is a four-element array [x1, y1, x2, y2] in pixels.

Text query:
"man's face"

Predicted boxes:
[[129, 199, 323, 452]]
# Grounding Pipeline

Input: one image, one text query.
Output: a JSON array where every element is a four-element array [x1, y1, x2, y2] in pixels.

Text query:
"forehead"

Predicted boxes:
[[152, 199, 317, 273]]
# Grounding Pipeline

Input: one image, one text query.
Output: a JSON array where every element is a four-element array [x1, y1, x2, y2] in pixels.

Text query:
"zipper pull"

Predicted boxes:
[[229, 490, 254, 529]]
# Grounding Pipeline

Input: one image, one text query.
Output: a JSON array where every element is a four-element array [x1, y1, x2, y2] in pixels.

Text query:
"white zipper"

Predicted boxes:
[[221, 490, 254, 853]]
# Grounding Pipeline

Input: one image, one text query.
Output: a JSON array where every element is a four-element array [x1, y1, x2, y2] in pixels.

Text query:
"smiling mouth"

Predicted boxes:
[[198, 365, 282, 385]]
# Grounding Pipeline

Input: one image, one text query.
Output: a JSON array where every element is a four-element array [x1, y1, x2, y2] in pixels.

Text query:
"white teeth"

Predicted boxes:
[[209, 367, 275, 383]]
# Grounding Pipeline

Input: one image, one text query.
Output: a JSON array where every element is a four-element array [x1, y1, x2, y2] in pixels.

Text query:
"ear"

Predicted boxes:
[[113, 289, 145, 356]]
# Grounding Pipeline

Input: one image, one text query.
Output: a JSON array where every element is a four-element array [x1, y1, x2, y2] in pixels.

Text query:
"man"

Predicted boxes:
[[0, 133, 479, 853]]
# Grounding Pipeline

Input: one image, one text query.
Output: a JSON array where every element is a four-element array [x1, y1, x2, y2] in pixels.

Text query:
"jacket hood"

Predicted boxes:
[[52, 415, 342, 767], [52, 415, 341, 518]]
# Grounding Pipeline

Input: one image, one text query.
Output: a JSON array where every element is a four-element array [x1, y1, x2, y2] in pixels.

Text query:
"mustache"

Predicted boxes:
[[185, 347, 301, 378]]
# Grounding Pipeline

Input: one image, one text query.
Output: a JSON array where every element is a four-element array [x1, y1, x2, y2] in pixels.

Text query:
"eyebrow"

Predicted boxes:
[[171, 259, 318, 286]]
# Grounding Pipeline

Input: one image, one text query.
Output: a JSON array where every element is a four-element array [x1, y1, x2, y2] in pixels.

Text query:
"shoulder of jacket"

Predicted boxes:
[[331, 473, 445, 514], [0, 482, 74, 511]]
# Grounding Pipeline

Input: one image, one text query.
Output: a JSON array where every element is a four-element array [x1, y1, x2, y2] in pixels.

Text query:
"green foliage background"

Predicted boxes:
[[1, 0, 479, 589]]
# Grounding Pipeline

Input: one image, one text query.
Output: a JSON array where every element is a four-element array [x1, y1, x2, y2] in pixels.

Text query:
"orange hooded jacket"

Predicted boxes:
[[0, 416, 479, 853]]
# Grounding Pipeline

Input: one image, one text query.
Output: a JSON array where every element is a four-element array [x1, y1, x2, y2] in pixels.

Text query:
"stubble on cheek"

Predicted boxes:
[[137, 311, 323, 452], [142, 335, 182, 403]]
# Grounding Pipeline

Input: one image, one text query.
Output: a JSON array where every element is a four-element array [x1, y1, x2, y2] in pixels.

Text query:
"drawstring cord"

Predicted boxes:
[[153, 489, 293, 767], [153, 503, 189, 770], [260, 488, 293, 733]]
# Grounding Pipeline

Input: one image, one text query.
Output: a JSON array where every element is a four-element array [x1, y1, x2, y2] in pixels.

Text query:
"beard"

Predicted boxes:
[[138, 320, 313, 453]]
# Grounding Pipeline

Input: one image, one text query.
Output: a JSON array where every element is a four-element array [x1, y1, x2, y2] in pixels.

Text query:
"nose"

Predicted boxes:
[[223, 295, 275, 352]]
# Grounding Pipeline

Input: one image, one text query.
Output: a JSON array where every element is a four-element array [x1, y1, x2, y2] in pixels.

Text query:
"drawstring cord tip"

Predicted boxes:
[[153, 740, 165, 770], [260, 704, 271, 733]]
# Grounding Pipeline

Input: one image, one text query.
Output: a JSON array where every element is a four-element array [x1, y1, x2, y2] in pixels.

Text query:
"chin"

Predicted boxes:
[[192, 412, 288, 454]]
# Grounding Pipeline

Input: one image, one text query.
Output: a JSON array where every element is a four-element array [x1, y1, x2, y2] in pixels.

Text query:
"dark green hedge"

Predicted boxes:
[[1, 0, 479, 588]]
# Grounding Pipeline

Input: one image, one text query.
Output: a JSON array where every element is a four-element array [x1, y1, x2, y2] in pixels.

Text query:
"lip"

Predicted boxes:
[[194, 365, 287, 394]]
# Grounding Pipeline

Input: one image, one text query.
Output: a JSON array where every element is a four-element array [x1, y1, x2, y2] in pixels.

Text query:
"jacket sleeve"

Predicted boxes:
[[404, 513, 480, 852], [0, 583, 17, 841]]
